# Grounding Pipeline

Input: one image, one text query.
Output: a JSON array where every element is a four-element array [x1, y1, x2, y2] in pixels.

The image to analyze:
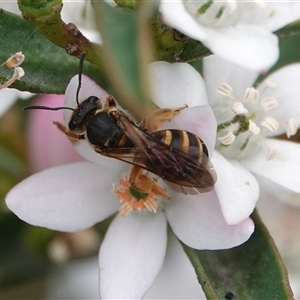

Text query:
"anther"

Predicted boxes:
[[232, 102, 248, 115], [217, 83, 233, 96], [265, 78, 277, 89], [261, 97, 278, 111], [2, 52, 25, 69], [248, 120, 260, 135], [243, 87, 259, 104], [218, 131, 236, 145], [261, 117, 279, 132], [287, 118, 298, 138]]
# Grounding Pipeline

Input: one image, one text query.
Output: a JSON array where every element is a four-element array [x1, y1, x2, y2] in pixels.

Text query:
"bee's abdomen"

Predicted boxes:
[[152, 129, 209, 158]]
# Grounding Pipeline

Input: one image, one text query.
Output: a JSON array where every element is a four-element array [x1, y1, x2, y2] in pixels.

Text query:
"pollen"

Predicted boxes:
[[112, 177, 160, 216]]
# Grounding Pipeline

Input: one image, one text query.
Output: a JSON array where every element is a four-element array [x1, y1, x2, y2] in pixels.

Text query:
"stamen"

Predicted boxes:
[[0, 67, 25, 90], [261, 97, 278, 111], [248, 120, 260, 135], [143, 198, 158, 213], [112, 176, 161, 216], [217, 83, 233, 96], [119, 202, 133, 217], [232, 102, 248, 115], [218, 131, 236, 145], [243, 87, 259, 104], [287, 118, 298, 138], [261, 117, 279, 132]]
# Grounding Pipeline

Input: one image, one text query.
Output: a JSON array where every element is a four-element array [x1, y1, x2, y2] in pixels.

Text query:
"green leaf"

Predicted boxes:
[[92, 1, 155, 119], [181, 210, 293, 300], [151, 14, 212, 63], [0, 9, 107, 94], [276, 19, 300, 38], [18, 0, 103, 68]]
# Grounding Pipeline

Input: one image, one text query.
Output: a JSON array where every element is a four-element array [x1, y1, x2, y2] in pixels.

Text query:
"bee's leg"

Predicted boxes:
[[53, 121, 85, 141], [129, 166, 170, 199], [145, 104, 188, 131]]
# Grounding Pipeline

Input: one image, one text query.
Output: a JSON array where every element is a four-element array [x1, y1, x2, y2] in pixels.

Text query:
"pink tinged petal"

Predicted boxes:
[[149, 61, 208, 108], [6, 162, 120, 232], [99, 212, 167, 299], [27, 94, 83, 172], [159, 1, 208, 41], [165, 193, 254, 250], [241, 138, 300, 193], [203, 55, 259, 106], [257, 63, 300, 136], [159, 105, 217, 156], [212, 152, 259, 225], [204, 25, 279, 72]]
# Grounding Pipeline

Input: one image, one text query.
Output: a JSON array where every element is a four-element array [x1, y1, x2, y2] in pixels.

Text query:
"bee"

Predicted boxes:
[[24, 56, 216, 197]]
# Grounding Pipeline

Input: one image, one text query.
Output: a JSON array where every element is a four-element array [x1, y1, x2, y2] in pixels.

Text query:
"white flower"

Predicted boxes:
[[159, 0, 300, 72], [203, 54, 300, 198], [6, 65, 256, 298]]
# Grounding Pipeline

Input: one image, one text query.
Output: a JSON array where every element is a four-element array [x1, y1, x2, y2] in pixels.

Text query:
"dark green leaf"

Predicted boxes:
[[0, 9, 107, 94], [181, 211, 293, 300], [276, 19, 300, 38], [151, 14, 212, 63]]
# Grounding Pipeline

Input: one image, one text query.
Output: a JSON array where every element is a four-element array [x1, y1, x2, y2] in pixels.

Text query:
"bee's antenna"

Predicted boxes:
[[76, 52, 86, 106], [23, 105, 74, 111]]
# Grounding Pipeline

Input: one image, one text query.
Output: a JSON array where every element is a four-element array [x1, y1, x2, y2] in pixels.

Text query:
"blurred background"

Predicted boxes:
[[1, 1, 300, 299]]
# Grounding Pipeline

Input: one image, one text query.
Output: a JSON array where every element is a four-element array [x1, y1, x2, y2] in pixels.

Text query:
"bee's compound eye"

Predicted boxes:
[[68, 120, 77, 131]]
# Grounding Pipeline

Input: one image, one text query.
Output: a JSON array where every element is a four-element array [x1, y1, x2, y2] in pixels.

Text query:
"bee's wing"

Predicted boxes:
[[111, 112, 217, 192]]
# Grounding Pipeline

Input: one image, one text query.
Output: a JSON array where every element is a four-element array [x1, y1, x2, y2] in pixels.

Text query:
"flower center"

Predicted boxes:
[[183, 0, 269, 28], [214, 81, 297, 159], [112, 175, 170, 216]]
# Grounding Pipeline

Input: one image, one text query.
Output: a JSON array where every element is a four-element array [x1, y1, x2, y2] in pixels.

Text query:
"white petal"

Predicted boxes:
[[161, 105, 217, 156], [212, 151, 259, 225], [149, 61, 208, 108], [258, 175, 300, 208], [165, 193, 254, 250], [257, 63, 300, 136], [241, 138, 300, 193], [6, 162, 120, 232], [204, 25, 279, 72], [265, 2, 300, 31], [145, 232, 204, 299], [159, 1, 208, 41], [99, 212, 167, 299], [203, 55, 258, 106], [0, 88, 19, 116]]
